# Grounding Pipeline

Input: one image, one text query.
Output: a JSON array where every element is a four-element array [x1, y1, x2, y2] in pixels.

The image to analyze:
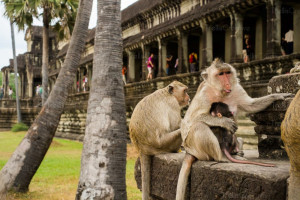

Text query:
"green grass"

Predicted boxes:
[[0, 131, 141, 200]]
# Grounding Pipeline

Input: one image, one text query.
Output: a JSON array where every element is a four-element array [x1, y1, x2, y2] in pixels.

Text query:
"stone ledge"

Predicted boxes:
[[135, 153, 290, 200]]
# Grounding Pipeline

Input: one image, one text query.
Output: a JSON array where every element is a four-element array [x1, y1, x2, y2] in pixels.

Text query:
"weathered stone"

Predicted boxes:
[[135, 153, 290, 200], [250, 73, 299, 159], [268, 73, 300, 94], [258, 136, 287, 160]]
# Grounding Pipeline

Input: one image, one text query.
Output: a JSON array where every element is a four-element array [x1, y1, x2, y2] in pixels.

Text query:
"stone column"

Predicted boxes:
[[294, 5, 300, 54], [142, 44, 149, 80], [265, 0, 282, 57], [255, 16, 264, 60], [157, 38, 166, 77], [176, 29, 188, 73], [230, 12, 243, 63], [28, 80, 33, 98], [79, 68, 84, 92], [200, 21, 213, 68], [26, 69, 33, 98], [126, 49, 136, 82], [18, 74, 21, 97], [2, 70, 8, 98], [88, 65, 92, 91]]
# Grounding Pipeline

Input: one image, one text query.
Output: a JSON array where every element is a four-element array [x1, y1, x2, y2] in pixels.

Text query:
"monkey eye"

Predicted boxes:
[[225, 71, 231, 74], [218, 72, 224, 76]]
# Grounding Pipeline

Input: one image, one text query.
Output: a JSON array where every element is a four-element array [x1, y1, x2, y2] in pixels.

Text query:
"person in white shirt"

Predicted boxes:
[[284, 29, 294, 54], [8, 87, 13, 99]]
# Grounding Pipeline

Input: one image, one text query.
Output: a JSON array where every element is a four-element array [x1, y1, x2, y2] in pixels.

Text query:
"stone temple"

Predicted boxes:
[[1, 0, 300, 199]]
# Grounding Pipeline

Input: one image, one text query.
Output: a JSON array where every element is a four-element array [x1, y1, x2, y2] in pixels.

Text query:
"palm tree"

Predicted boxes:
[[76, 0, 127, 199], [0, 0, 93, 196], [2, 0, 78, 105], [10, 19, 21, 122]]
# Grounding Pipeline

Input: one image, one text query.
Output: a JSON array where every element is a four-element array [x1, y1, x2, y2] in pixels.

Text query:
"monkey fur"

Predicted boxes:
[[281, 90, 300, 199], [210, 102, 275, 167], [130, 81, 190, 200], [176, 59, 290, 200]]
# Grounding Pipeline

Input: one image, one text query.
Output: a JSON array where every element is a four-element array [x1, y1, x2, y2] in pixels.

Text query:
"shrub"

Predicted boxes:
[[11, 123, 29, 132]]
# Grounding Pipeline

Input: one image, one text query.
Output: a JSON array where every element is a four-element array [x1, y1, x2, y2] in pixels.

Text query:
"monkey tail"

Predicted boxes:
[[223, 148, 275, 167]]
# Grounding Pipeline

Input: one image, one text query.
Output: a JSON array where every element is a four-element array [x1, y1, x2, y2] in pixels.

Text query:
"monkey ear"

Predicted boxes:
[[168, 85, 174, 94], [201, 71, 208, 81], [217, 113, 222, 118]]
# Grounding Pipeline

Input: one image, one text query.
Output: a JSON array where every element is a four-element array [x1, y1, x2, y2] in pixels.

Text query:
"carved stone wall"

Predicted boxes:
[[250, 73, 300, 159]]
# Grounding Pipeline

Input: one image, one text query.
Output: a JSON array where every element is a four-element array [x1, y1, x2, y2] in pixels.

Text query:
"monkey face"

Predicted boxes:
[[217, 70, 232, 93], [168, 81, 190, 107], [202, 61, 238, 94]]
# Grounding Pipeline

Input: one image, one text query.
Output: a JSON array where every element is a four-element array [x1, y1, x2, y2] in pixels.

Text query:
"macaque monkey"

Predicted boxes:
[[210, 102, 275, 167], [129, 81, 190, 200], [176, 59, 291, 200]]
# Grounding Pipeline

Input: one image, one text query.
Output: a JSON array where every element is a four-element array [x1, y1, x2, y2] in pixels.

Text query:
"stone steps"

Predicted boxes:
[[237, 118, 258, 150]]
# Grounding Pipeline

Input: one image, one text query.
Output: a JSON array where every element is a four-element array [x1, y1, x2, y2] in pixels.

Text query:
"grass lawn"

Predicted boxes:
[[0, 131, 141, 200]]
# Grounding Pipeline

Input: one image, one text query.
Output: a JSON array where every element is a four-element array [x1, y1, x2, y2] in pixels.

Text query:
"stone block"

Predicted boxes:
[[135, 153, 290, 200], [268, 73, 300, 94]]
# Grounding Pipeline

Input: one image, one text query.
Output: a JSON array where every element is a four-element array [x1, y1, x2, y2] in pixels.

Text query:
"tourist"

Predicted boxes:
[[122, 65, 127, 84], [77, 81, 79, 92], [0, 87, 3, 100], [243, 49, 249, 63], [166, 55, 173, 76], [189, 52, 197, 72], [174, 58, 179, 74], [8, 87, 13, 99], [36, 85, 40, 97], [244, 34, 254, 61], [38, 86, 43, 97], [82, 75, 88, 92], [147, 53, 154, 81], [284, 29, 294, 55]]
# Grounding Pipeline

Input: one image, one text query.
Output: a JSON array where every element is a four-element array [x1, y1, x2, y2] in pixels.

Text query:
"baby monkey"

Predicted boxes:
[[210, 102, 275, 167]]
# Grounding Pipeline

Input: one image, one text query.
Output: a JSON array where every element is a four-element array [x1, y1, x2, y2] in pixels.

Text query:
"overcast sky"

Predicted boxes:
[[0, 0, 138, 69]]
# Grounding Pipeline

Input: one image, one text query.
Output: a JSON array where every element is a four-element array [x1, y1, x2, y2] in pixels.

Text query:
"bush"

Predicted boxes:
[[11, 123, 29, 132]]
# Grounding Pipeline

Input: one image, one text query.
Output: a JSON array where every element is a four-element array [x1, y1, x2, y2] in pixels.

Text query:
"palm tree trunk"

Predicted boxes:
[[10, 19, 22, 122], [42, 6, 50, 105], [0, 0, 93, 195], [76, 0, 127, 199]]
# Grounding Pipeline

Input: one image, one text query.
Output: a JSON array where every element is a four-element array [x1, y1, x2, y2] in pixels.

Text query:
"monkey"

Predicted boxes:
[[281, 89, 300, 199], [210, 102, 275, 167], [129, 81, 190, 200], [176, 59, 291, 200]]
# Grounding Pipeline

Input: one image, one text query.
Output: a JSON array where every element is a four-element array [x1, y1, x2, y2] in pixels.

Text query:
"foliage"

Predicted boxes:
[[11, 123, 29, 132], [8, 73, 17, 99], [0, 72, 2, 86], [0, 132, 142, 200], [0, 72, 18, 99], [1, 0, 79, 40]]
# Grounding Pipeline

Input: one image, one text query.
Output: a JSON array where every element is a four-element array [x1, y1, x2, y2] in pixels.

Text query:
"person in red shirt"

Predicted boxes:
[[122, 65, 127, 84]]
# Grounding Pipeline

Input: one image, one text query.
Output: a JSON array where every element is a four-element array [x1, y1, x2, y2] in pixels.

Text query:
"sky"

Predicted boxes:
[[0, 0, 138, 69]]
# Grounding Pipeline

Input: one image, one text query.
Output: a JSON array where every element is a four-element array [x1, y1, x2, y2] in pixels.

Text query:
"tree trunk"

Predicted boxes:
[[42, 6, 50, 105], [281, 90, 300, 200], [76, 0, 127, 199], [10, 19, 22, 122], [0, 0, 93, 196]]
